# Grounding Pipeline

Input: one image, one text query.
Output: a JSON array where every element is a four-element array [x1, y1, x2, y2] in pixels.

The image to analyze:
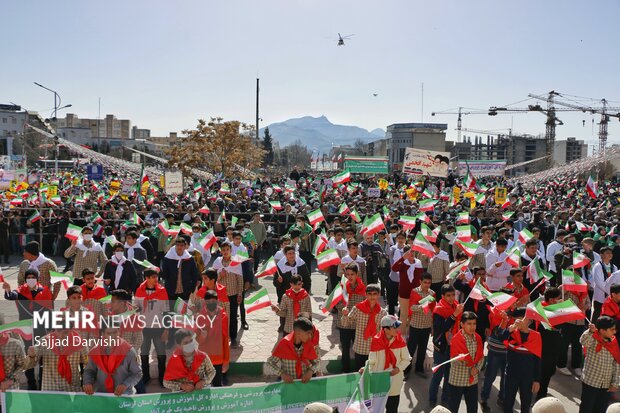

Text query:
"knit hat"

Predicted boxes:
[[429, 406, 451, 413], [607, 403, 620, 413], [532, 397, 567, 413], [24, 241, 39, 256], [303, 402, 333, 413]]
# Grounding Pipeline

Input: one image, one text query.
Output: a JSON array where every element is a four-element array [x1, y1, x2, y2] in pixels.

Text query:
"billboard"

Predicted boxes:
[[343, 156, 389, 174], [458, 160, 506, 177], [402, 148, 450, 177]]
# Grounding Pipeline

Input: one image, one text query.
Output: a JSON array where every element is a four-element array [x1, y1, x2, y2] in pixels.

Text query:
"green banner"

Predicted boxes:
[[344, 157, 389, 174], [2, 372, 390, 413]]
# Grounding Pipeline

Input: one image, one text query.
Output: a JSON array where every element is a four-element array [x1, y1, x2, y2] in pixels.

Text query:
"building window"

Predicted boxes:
[[399, 148, 406, 161], [2, 118, 6, 123]]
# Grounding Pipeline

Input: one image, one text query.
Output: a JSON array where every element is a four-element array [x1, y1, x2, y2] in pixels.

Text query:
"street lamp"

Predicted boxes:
[[33, 82, 71, 173]]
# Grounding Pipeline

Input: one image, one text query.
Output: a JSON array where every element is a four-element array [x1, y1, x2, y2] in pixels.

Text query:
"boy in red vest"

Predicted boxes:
[[271, 274, 311, 334], [602, 283, 620, 343], [194, 268, 230, 318], [579, 316, 619, 413], [406, 272, 435, 378], [163, 328, 216, 392], [337, 263, 366, 373], [80, 268, 107, 318], [448, 311, 484, 413], [367, 315, 411, 413], [266, 317, 319, 383], [503, 268, 529, 307], [196, 290, 230, 387]]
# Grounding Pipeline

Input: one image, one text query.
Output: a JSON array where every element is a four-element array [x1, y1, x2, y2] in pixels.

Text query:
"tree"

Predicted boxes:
[[166, 117, 265, 177], [263, 127, 274, 166], [282, 139, 312, 169], [353, 138, 368, 155]]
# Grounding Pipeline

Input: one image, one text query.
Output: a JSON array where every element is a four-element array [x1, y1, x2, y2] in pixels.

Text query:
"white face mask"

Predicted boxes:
[[192, 233, 201, 239], [26, 279, 37, 288], [182, 339, 198, 354], [82, 234, 93, 242], [114, 252, 124, 260]]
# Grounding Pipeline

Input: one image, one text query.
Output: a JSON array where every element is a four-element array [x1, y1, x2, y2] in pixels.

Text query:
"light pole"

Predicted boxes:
[[34, 82, 71, 173]]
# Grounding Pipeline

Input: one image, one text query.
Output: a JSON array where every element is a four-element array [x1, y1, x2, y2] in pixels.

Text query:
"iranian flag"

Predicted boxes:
[[419, 199, 437, 212], [133, 258, 160, 271], [49, 271, 74, 289], [469, 278, 492, 301], [502, 211, 515, 221], [360, 213, 385, 236], [193, 181, 202, 194], [321, 280, 346, 313], [418, 295, 436, 314], [398, 216, 417, 229], [486, 291, 518, 311], [456, 212, 470, 225], [197, 228, 217, 251], [534, 299, 586, 327], [256, 256, 277, 278], [382, 206, 391, 221], [447, 260, 470, 280], [586, 175, 598, 198], [130, 212, 143, 226], [412, 232, 435, 258], [525, 297, 550, 325], [415, 212, 431, 224], [527, 257, 552, 284], [269, 201, 283, 211], [90, 212, 103, 224], [244, 288, 271, 314], [332, 169, 351, 186], [99, 295, 112, 304], [307, 208, 325, 227], [312, 235, 328, 257], [501, 200, 511, 209], [463, 162, 477, 189], [518, 228, 534, 244], [231, 251, 250, 266], [199, 205, 210, 214], [350, 209, 361, 223], [338, 203, 350, 216], [316, 248, 341, 270], [505, 246, 521, 268], [0, 319, 33, 340], [173, 298, 192, 315], [157, 220, 170, 236], [456, 225, 472, 242], [65, 224, 82, 241], [475, 193, 486, 205], [421, 188, 433, 199], [419, 223, 437, 243], [575, 221, 591, 232], [219, 183, 231, 194], [179, 222, 193, 235], [562, 270, 588, 293], [28, 210, 41, 223], [455, 240, 479, 257], [572, 251, 591, 269]]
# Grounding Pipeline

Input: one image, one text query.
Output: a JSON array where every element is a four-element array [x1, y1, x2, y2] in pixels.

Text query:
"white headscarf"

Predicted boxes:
[[110, 254, 127, 288], [165, 248, 192, 268], [75, 238, 104, 258], [28, 253, 49, 270]]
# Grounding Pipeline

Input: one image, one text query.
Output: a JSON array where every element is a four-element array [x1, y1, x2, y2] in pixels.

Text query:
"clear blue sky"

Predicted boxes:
[[3, 0, 620, 150]]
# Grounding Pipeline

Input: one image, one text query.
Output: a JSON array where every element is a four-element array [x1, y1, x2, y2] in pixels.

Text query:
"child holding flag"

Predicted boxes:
[[579, 316, 619, 413], [271, 274, 311, 334], [196, 290, 229, 387], [366, 315, 411, 413], [406, 272, 435, 378], [336, 263, 366, 373]]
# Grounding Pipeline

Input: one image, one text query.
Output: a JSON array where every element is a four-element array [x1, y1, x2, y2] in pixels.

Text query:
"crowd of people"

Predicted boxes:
[[0, 165, 619, 413]]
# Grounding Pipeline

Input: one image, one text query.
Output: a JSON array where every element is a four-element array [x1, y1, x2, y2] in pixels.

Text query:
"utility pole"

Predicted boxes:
[[256, 78, 260, 143], [98, 97, 101, 152]]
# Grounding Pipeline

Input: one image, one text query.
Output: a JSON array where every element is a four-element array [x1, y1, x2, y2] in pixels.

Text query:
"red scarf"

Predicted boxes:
[[433, 298, 460, 335], [272, 332, 318, 379], [346, 278, 366, 297], [17, 284, 53, 311], [504, 282, 529, 300], [81, 284, 107, 301], [0, 333, 8, 382], [163, 348, 208, 384], [49, 331, 83, 384], [285, 288, 309, 318], [134, 281, 169, 308], [450, 330, 483, 384], [602, 297, 620, 319], [197, 283, 229, 303], [370, 329, 407, 370], [489, 307, 510, 331], [89, 339, 132, 392], [504, 329, 542, 358], [356, 300, 381, 340], [592, 331, 620, 364]]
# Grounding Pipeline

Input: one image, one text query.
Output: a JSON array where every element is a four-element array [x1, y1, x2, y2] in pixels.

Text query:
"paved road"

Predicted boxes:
[[0, 255, 595, 412]]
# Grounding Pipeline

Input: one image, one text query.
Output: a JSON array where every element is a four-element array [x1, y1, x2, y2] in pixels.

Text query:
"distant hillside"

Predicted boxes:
[[260, 116, 384, 152]]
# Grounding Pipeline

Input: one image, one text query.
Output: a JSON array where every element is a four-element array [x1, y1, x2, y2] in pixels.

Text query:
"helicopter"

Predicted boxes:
[[337, 33, 354, 46]]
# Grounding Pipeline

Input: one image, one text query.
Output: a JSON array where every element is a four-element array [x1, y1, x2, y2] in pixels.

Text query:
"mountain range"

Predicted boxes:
[[259, 116, 385, 152]]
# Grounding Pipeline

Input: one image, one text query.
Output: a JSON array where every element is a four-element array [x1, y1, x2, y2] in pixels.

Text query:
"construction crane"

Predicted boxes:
[[431, 107, 488, 142], [460, 127, 512, 136], [528, 93, 620, 153]]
